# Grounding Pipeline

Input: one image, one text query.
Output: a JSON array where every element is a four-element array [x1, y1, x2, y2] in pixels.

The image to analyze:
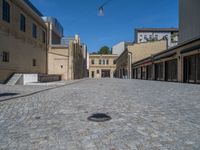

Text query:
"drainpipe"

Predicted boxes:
[[128, 51, 133, 79]]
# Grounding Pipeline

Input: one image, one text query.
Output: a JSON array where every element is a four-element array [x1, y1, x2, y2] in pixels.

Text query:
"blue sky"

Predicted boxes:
[[30, 0, 178, 52]]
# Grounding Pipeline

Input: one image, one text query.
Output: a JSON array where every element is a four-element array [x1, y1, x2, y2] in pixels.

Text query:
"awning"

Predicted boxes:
[[154, 52, 177, 61], [180, 44, 200, 54]]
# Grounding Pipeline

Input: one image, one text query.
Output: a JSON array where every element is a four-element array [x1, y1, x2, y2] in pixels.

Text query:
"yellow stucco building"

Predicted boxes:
[[89, 54, 118, 79], [115, 40, 167, 79], [0, 1, 87, 84]]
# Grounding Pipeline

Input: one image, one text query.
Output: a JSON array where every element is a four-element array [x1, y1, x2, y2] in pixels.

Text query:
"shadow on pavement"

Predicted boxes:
[[0, 93, 19, 97]]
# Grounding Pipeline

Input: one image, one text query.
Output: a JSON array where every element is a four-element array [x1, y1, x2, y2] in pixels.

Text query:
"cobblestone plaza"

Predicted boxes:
[[0, 79, 200, 149]]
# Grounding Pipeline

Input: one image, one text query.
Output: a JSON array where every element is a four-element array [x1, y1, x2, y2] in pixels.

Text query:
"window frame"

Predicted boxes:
[[32, 59, 36, 67], [2, 51, 9, 62], [42, 30, 46, 43], [32, 23, 37, 39], [106, 59, 109, 65], [91, 59, 95, 65], [2, 0, 10, 23], [20, 14, 26, 32]]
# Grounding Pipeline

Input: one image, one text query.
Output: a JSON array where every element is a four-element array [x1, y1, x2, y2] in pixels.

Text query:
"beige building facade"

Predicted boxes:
[[132, 0, 200, 84], [132, 37, 200, 84], [47, 35, 85, 80], [0, 0, 47, 83], [115, 40, 167, 79], [89, 54, 118, 79], [43, 16, 86, 80]]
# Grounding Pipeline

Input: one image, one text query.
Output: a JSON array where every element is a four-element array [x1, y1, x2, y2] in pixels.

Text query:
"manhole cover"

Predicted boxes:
[[35, 116, 41, 120], [88, 113, 111, 122]]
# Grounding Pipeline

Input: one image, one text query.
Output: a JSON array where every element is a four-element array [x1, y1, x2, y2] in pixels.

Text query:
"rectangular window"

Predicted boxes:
[[32, 59, 36, 67], [2, 0, 10, 23], [42, 30, 46, 43], [97, 70, 99, 74], [20, 14, 26, 32], [149, 35, 152, 40], [106, 59, 109, 65], [91, 59, 95, 64], [32, 23, 37, 38], [99, 59, 101, 65], [91, 71, 94, 78], [155, 35, 158, 40], [2, 51, 9, 62]]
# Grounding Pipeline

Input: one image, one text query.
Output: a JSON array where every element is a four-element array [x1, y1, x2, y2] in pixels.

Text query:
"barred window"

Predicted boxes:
[[2, 51, 9, 62]]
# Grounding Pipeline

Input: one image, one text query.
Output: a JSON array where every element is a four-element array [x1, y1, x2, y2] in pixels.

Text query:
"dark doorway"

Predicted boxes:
[[146, 65, 153, 80], [184, 54, 200, 83], [101, 70, 110, 78], [197, 54, 200, 83], [155, 62, 164, 81], [165, 59, 177, 82]]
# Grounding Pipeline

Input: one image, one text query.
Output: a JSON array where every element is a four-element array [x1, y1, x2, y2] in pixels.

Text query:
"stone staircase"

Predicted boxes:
[[6, 74, 23, 85]]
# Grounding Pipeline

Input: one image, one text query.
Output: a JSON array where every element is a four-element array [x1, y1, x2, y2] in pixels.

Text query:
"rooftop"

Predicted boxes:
[[89, 54, 118, 57], [135, 28, 179, 32], [23, 0, 43, 16], [42, 17, 64, 37]]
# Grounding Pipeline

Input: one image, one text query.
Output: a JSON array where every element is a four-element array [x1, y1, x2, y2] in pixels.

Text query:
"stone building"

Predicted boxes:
[[0, 0, 47, 83], [89, 54, 118, 79], [115, 40, 167, 79], [135, 28, 178, 48]]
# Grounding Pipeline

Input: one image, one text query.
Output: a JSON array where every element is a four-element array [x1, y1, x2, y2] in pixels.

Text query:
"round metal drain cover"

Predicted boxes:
[[88, 113, 111, 122]]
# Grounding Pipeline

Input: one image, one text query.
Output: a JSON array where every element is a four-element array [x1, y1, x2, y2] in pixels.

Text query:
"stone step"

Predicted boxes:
[[6, 74, 22, 85]]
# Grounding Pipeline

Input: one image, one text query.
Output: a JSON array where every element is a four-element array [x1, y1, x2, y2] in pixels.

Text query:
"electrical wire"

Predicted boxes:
[[100, 0, 112, 7]]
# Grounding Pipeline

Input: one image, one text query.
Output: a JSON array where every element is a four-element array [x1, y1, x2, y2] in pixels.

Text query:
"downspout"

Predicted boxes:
[[128, 51, 133, 79]]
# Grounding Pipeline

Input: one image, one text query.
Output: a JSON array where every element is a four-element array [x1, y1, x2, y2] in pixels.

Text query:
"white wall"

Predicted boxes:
[[136, 32, 178, 48], [17, 74, 38, 85], [112, 42, 125, 56]]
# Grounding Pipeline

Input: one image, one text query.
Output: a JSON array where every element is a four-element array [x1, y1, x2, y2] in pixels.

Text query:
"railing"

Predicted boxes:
[[38, 74, 61, 83]]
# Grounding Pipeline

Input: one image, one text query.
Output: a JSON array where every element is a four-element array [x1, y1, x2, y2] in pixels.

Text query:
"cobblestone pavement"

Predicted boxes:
[[0, 80, 81, 101], [0, 79, 200, 150]]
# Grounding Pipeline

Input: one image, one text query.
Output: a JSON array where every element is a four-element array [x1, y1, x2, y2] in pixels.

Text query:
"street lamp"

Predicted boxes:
[[99, 6, 104, 16], [98, 0, 112, 16]]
